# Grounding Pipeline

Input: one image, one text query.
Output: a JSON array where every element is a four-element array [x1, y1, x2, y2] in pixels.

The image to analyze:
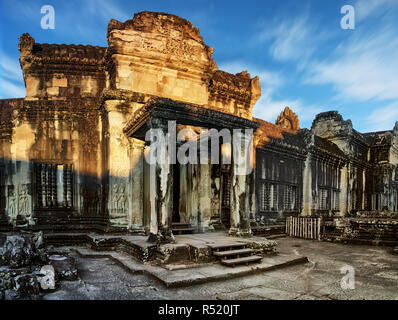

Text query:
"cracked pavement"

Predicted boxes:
[[42, 238, 398, 300]]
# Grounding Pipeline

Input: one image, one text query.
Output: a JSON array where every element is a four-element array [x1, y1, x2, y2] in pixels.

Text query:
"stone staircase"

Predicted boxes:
[[208, 242, 263, 267], [171, 222, 195, 235]]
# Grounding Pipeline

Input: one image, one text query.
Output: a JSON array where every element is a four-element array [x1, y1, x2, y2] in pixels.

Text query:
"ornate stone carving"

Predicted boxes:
[[111, 183, 127, 215], [7, 186, 16, 218], [18, 184, 31, 216], [275, 106, 299, 131], [18, 33, 35, 56]]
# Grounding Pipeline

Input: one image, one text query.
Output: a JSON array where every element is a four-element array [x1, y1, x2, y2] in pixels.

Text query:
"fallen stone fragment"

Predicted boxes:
[[14, 273, 40, 295], [48, 255, 78, 281], [0, 232, 46, 268]]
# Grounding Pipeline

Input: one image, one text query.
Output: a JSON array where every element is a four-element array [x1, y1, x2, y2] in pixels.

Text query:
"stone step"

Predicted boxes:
[[172, 222, 191, 226], [213, 248, 254, 258], [171, 227, 195, 235], [207, 242, 247, 251], [221, 255, 263, 267]]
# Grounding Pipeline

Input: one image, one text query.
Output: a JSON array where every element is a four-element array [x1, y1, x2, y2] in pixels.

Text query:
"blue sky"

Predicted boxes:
[[1, 0, 398, 132]]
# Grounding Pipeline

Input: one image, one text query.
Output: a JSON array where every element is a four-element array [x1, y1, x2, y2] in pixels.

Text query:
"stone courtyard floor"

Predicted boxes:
[[42, 237, 398, 300]]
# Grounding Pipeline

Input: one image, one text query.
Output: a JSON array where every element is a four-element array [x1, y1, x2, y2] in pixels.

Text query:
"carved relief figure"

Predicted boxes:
[[18, 184, 30, 216], [111, 183, 127, 215], [7, 186, 16, 218]]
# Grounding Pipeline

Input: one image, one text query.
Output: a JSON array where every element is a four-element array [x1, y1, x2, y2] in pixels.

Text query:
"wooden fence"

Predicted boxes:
[[285, 216, 322, 240]]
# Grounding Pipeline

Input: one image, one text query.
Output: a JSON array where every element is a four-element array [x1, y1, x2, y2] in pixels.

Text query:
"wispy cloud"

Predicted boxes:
[[253, 11, 332, 70], [253, 87, 322, 125], [85, 0, 130, 22], [355, 0, 395, 21], [219, 60, 322, 125], [305, 25, 398, 102], [1, 53, 23, 82], [0, 79, 25, 98], [0, 52, 25, 99], [366, 102, 398, 132], [261, 14, 313, 63]]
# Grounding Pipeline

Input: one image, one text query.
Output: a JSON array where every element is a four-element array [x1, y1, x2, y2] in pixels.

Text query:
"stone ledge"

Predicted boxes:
[[73, 247, 308, 288]]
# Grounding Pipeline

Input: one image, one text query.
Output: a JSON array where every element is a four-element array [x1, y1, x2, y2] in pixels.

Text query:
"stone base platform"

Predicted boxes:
[[323, 218, 398, 246], [44, 231, 278, 264], [73, 246, 307, 288]]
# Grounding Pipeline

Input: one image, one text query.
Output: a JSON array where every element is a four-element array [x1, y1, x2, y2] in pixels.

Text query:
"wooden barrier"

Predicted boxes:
[[286, 216, 322, 240]]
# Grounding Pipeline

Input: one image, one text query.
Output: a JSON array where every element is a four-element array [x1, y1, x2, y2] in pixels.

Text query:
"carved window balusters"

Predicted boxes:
[[319, 188, 328, 210], [35, 163, 73, 209], [259, 182, 277, 212], [332, 190, 340, 210], [257, 152, 301, 213], [315, 159, 341, 212], [283, 185, 297, 211]]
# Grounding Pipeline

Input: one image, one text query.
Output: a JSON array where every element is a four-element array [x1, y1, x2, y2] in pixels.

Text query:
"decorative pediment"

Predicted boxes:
[[275, 106, 299, 131]]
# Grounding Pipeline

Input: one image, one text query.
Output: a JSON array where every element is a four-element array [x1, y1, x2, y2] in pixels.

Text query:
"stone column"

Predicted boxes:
[[229, 131, 252, 237], [302, 154, 312, 216], [9, 118, 35, 227], [129, 138, 146, 233], [347, 162, 353, 214], [198, 160, 212, 232], [146, 118, 175, 243], [339, 164, 349, 217], [103, 100, 131, 229]]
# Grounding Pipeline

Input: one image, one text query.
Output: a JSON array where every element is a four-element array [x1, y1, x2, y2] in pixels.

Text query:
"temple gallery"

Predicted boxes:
[[0, 11, 397, 248]]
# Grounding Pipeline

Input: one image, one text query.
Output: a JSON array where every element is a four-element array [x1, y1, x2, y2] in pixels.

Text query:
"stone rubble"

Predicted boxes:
[[0, 231, 78, 300]]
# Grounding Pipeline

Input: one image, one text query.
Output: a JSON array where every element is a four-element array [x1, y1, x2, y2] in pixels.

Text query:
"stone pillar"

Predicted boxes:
[[198, 161, 212, 232], [347, 162, 353, 214], [249, 147, 256, 222], [302, 154, 312, 216], [104, 100, 131, 229], [209, 163, 222, 228], [339, 164, 349, 216], [229, 131, 253, 237], [189, 164, 199, 230], [382, 167, 390, 211], [9, 118, 35, 227], [129, 138, 145, 233], [146, 118, 174, 243]]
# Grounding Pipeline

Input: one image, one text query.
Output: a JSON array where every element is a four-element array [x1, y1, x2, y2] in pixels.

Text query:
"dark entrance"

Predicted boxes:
[[221, 168, 231, 227], [172, 162, 180, 222]]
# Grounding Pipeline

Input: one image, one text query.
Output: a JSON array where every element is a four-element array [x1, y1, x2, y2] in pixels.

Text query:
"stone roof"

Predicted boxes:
[[107, 11, 205, 44], [313, 135, 346, 158], [253, 117, 303, 150], [363, 130, 393, 146], [18, 33, 106, 72]]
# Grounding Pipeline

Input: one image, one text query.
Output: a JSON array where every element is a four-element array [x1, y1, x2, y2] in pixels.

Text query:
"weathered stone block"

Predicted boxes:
[[48, 254, 78, 281]]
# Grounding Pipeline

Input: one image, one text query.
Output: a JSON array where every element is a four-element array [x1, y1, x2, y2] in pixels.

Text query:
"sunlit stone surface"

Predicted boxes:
[[0, 11, 397, 246]]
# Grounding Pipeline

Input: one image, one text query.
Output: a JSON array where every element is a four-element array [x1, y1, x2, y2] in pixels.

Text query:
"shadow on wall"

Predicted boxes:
[[0, 157, 140, 232]]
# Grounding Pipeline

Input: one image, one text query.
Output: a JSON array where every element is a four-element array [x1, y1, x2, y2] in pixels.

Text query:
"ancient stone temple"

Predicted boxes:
[[0, 11, 397, 244]]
